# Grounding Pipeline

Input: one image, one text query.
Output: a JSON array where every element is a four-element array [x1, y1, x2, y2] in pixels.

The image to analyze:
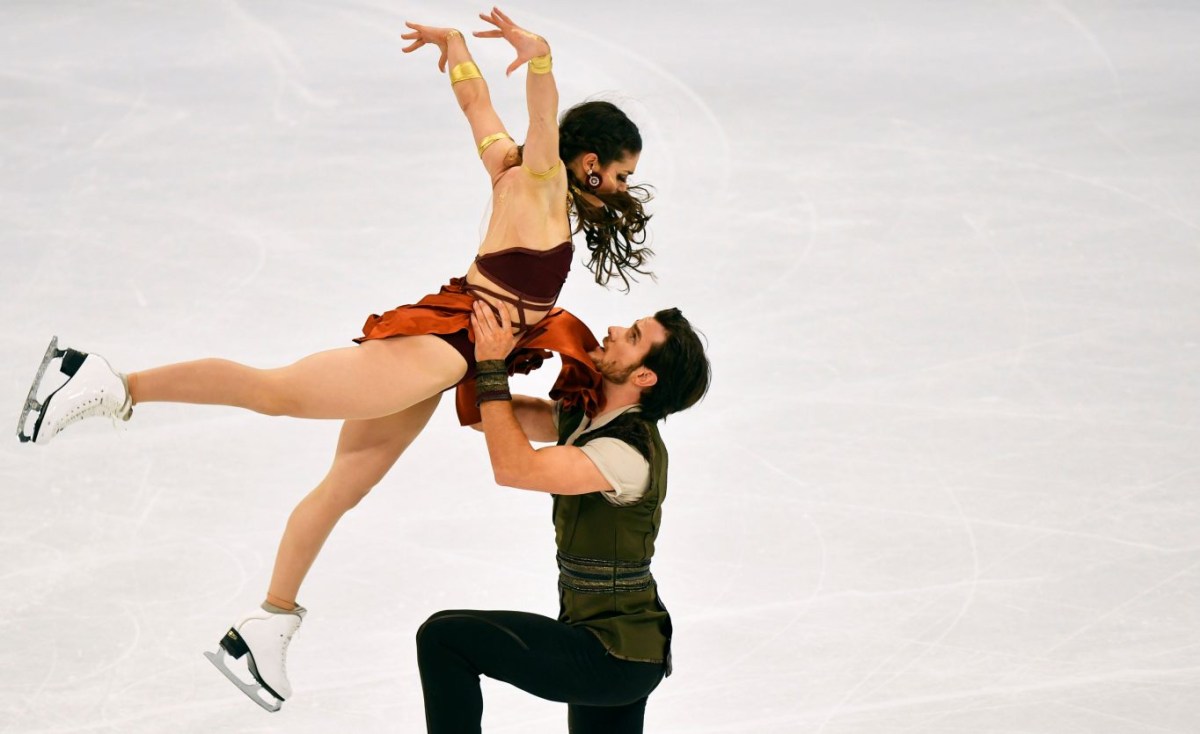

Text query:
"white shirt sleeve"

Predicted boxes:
[[578, 437, 651, 507]]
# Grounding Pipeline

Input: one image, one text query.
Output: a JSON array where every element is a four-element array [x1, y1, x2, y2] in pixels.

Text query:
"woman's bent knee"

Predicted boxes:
[[309, 468, 384, 513], [316, 478, 379, 512], [253, 372, 305, 416]]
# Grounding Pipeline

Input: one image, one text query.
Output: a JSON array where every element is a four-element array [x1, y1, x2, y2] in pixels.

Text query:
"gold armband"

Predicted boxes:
[[528, 54, 552, 75], [449, 61, 482, 85], [477, 132, 513, 158], [522, 160, 561, 179]]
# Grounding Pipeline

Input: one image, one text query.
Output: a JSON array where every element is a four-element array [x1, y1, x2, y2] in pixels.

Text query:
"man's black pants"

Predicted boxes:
[[416, 609, 666, 733]]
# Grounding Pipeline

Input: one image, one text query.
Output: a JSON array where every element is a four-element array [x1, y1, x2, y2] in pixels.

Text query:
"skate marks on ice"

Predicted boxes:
[[4, 1, 1200, 733]]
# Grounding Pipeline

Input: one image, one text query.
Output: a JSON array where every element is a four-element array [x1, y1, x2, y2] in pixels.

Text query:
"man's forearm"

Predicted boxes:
[[479, 400, 538, 486]]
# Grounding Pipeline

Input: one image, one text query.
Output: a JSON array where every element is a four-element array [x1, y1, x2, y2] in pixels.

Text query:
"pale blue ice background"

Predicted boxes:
[[2, 1, 1199, 732]]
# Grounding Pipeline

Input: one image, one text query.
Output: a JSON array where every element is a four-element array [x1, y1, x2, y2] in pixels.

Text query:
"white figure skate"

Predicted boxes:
[[205, 605, 306, 713], [17, 336, 131, 444]]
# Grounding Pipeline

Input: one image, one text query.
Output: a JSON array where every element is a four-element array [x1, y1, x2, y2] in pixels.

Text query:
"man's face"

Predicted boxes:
[[589, 316, 668, 384]]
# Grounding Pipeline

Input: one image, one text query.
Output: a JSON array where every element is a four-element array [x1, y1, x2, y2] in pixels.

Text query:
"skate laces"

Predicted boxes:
[[278, 617, 300, 676], [49, 361, 131, 438], [57, 393, 122, 433]]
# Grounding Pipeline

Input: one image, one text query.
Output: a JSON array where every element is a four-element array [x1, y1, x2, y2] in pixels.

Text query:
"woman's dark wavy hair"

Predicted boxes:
[[639, 308, 711, 422], [558, 101, 654, 292]]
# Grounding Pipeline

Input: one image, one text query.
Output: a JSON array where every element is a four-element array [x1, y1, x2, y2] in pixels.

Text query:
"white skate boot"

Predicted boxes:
[[205, 604, 306, 713], [17, 336, 131, 444]]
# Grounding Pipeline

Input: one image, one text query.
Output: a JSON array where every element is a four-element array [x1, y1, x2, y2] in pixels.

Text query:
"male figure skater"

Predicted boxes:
[[415, 301, 711, 733]]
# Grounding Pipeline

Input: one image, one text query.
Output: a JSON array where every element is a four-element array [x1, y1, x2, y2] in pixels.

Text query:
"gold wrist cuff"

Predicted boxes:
[[445, 29, 462, 41], [477, 132, 513, 158], [450, 61, 482, 85], [528, 54, 552, 75]]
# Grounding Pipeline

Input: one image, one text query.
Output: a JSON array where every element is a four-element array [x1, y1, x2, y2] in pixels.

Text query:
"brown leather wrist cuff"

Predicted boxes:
[[475, 360, 511, 406]]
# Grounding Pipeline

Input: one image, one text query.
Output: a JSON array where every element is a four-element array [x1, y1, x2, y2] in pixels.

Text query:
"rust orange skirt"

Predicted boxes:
[[354, 278, 603, 426]]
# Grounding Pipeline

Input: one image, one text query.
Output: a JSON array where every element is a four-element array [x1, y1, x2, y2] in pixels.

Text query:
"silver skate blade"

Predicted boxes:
[[17, 336, 62, 444], [204, 648, 283, 713]]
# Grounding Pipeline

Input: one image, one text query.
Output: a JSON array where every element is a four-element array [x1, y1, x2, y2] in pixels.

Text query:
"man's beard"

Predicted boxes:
[[597, 359, 638, 385]]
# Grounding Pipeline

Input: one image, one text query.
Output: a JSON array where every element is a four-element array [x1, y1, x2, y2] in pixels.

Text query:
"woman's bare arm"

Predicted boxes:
[[402, 21, 517, 181], [474, 8, 558, 177]]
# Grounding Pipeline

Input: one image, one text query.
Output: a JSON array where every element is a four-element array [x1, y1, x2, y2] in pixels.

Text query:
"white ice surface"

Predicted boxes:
[[2, 1, 1199, 732]]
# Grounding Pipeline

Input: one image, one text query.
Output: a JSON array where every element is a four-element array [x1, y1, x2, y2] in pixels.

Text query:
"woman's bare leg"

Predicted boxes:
[[265, 393, 444, 608], [128, 336, 466, 420]]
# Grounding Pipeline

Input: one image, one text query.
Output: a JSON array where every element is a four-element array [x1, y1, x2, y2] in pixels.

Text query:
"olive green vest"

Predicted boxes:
[[553, 405, 671, 666]]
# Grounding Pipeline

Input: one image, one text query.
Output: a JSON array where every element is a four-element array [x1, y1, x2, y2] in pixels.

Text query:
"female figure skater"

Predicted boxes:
[[17, 8, 651, 712]]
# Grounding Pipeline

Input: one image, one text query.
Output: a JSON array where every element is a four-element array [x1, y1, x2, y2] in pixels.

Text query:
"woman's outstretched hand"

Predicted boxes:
[[401, 22, 459, 73], [473, 7, 550, 76]]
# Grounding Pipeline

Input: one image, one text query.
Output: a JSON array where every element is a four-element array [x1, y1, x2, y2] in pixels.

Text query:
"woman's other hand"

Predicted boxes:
[[473, 7, 550, 76], [401, 22, 460, 73]]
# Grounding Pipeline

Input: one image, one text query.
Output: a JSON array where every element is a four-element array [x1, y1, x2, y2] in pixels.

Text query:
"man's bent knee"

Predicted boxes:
[[416, 610, 461, 655]]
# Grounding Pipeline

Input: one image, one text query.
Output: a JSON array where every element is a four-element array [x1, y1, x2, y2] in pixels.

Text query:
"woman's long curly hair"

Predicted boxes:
[[558, 101, 654, 292]]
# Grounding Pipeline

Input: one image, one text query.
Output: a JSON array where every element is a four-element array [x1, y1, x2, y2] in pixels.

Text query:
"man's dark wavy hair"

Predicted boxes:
[[639, 308, 711, 421]]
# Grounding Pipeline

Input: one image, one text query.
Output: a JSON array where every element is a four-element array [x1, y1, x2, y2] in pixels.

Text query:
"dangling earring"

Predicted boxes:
[[586, 166, 602, 190]]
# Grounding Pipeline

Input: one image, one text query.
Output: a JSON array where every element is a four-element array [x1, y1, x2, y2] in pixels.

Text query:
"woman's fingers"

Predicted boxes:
[[401, 22, 427, 53]]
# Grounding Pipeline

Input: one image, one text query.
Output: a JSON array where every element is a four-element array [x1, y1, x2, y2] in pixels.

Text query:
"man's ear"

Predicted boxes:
[[632, 367, 658, 390]]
